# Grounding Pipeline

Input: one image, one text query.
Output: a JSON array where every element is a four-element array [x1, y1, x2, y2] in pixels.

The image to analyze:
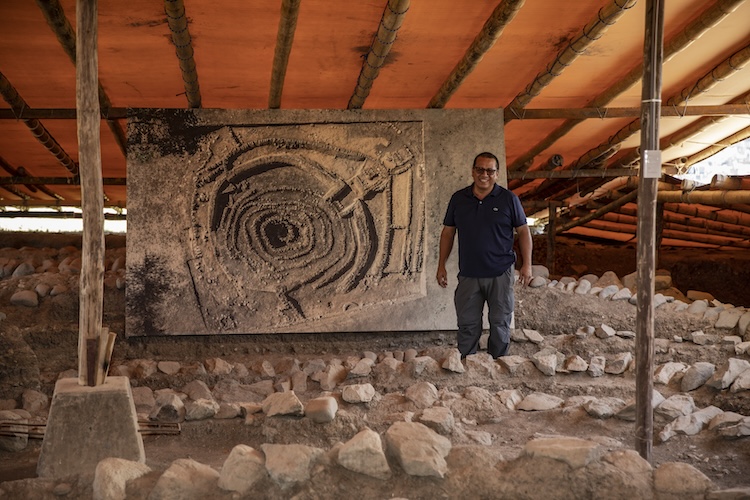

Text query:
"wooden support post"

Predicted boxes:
[[655, 201, 664, 267], [76, 0, 105, 386], [546, 202, 557, 274], [635, 0, 664, 463]]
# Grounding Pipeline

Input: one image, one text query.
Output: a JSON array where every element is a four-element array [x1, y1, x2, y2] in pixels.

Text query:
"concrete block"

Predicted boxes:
[[37, 376, 145, 478]]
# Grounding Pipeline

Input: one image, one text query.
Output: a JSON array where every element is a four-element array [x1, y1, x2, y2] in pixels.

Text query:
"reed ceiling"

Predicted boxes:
[[1, 0, 749, 249]]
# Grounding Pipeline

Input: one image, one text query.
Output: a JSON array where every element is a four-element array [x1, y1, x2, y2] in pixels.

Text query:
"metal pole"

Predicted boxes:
[[635, 0, 664, 462]]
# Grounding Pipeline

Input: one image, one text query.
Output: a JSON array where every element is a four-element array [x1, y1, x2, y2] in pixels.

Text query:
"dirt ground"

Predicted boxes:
[[1, 234, 749, 498]]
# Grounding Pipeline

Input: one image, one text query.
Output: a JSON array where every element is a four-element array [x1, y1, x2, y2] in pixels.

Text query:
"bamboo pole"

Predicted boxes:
[[164, 0, 201, 108], [556, 190, 637, 233], [516, 26, 750, 202], [0, 71, 78, 178], [507, 0, 745, 172], [584, 219, 750, 248], [598, 210, 749, 239], [710, 174, 750, 190], [427, 0, 523, 109], [504, 0, 637, 121], [507, 103, 750, 120], [546, 203, 557, 274], [268, 0, 301, 109], [76, 0, 105, 386], [657, 190, 750, 205], [36, 0, 127, 157], [508, 168, 638, 180], [635, 0, 664, 463], [616, 204, 750, 237], [348, 0, 411, 109], [682, 124, 750, 169], [662, 202, 750, 225]]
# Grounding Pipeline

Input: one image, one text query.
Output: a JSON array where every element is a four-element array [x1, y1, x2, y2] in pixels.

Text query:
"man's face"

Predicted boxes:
[[472, 156, 498, 189]]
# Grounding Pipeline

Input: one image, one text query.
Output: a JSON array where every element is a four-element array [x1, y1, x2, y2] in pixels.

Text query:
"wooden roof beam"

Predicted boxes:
[[582, 219, 750, 249], [269, 0, 302, 109], [427, 0, 523, 109], [507, 0, 745, 171], [348, 0, 411, 109], [504, 0, 637, 122], [506, 103, 750, 120], [0, 161, 64, 200], [0, 71, 77, 184], [0, 176, 126, 186], [564, 89, 750, 202], [35, 0, 127, 156], [521, 46, 750, 200], [3, 102, 748, 121], [164, 0, 201, 108]]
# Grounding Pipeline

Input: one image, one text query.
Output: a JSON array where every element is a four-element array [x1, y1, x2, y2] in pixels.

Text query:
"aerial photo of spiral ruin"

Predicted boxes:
[[1, 1, 750, 499]]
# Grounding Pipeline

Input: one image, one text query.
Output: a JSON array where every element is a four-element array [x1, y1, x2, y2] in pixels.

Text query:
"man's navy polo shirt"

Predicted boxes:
[[443, 184, 527, 278]]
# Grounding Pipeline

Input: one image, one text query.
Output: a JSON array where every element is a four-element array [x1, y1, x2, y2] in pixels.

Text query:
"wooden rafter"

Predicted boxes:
[[504, 0, 637, 122], [2, 102, 749, 121], [0, 71, 77, 183], [507, 0, 745, 172], [269, 0, 302, 109], [349, 0, 411, 109], [427, 0, 523, 109], [35, 0, 128, 157], [165, 0, 201, 108]]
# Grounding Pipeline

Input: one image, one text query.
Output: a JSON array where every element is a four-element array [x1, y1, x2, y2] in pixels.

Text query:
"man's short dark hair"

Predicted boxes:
[[473, 152, 499, 169]]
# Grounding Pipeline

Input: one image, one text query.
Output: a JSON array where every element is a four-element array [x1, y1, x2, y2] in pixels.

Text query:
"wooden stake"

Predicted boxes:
[[76, 0, 105, 386], [98, 330, 117, 385]]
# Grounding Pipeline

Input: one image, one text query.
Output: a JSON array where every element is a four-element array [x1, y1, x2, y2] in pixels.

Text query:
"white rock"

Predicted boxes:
[[681, 362, 715, 392], [496, 389, 524, 410], [653, 362, 688, 385], [523, 437, 602, 469], [262, 391, 304, 417], [588, 356, 606, 377], [706, 358, 750, 390], [655, 394, 696, 422], [404, 381, 439, 409], [337, 428, 391, 480], [149, 459, 219, 499], [93, 458, 151, 500], [342, 383, 377, 403], [516, 392, 564, 411], [384, 422, 451, 478], [305, 397, 338, 423], [261, 443, 324, 489], [729, 368, 750, 393], [595, 324, 616, 339], [418, 406, 455, 435]]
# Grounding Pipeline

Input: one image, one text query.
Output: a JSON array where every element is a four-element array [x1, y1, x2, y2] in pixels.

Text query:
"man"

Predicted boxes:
[[436, 152, 533, 359]]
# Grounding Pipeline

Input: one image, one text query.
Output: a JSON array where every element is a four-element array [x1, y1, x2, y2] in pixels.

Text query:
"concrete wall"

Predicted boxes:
[[126, 109, 505, 336]]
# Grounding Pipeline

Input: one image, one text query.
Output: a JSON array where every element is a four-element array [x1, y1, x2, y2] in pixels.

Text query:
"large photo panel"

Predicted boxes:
[[126, 109, 504, 336]]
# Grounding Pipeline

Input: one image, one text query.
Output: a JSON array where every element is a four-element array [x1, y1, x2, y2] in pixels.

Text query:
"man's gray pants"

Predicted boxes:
[[454, 267, 514, 359]]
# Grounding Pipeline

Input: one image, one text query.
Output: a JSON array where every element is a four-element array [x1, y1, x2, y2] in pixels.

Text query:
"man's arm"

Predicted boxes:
[[516, 224, 533, 286], [436, 225, 456, 288]]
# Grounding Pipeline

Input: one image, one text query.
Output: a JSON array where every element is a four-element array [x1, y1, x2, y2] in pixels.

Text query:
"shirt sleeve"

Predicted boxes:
[[443, 193, 457, 227], [510, 191, 527, 228]]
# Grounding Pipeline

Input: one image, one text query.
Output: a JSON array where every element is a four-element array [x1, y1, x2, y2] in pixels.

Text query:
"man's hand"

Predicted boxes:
[[517, 264, 533, 287], [436, 267, 448, 288]]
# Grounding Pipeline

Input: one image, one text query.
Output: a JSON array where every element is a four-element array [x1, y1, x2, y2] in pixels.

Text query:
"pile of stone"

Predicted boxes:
[[1, 416, 748, 498], [528, 266, 750, 337], [0, 245, 125, 309]]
